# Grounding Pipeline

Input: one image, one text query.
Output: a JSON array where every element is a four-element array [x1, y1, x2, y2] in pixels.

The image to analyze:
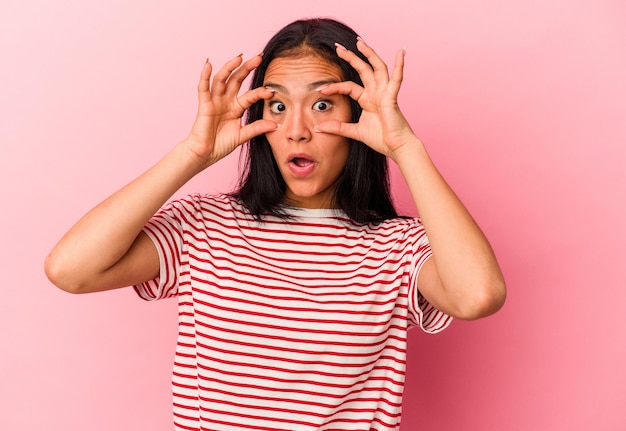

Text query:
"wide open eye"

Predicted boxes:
[[268, 101, 286, 114], [313, 100, 332, 112]]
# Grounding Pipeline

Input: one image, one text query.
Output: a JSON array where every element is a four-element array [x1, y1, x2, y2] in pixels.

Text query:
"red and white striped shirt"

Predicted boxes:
[[134, 193, 451, 430]]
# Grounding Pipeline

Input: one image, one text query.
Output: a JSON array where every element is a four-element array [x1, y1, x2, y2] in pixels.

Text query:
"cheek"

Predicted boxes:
[[339, 143, 350, 165], [323, 137, 351, 165], [264, 131, 284, 162], [264, 129, 280, 148]]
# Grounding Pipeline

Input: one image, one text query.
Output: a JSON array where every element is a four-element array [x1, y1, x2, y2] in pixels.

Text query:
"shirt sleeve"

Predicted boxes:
[[133, 199, 187, 301], [406, 219, 453, 333]]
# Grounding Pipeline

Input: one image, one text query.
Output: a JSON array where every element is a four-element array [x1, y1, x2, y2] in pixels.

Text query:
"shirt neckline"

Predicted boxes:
[[280, 205, 347, 219]]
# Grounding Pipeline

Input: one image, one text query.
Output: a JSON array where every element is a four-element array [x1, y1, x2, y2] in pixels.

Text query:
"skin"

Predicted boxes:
[[44, 38, 506, 320], [262, 56, 352, 208], [319, 40, 506, 319]]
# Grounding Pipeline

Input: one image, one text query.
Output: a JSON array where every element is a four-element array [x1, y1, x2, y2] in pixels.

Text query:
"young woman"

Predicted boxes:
[[45, 18, 506, 431]]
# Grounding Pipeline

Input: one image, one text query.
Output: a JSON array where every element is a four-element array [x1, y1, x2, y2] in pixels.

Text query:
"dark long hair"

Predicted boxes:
[[232, 18, 398, 223]]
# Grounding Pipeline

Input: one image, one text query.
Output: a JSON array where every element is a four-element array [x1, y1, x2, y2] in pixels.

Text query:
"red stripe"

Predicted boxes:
[[135, 194, 450, 430]]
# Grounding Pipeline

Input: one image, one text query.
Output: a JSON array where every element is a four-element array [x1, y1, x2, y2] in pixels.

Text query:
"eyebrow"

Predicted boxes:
[[263, 79, 340, 94]]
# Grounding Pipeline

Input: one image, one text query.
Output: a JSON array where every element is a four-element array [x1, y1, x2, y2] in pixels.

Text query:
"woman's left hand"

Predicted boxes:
[[320, 39, 507, 321], [316, 38, 417, 161]]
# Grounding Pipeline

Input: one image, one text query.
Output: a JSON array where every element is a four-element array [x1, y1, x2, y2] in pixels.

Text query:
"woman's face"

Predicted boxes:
[[262, 54, 352, 209]]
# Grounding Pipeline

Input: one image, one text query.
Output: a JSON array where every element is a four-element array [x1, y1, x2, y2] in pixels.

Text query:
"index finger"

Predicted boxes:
[[317, 81, 364, 103]]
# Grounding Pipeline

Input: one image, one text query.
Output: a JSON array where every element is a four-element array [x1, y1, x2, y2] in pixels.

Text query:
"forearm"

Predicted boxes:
[[392, 137, 506, 319], [45, 140, 205, 292], [324, 38, 505, 318], [45, 53, 276, 293]]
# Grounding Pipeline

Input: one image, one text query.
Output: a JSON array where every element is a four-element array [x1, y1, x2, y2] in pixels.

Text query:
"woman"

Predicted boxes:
[[45, 18, 506, 430]]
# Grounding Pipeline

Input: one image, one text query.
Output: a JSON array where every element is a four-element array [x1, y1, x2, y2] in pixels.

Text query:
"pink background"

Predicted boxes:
[[1, 1, 625, 430]]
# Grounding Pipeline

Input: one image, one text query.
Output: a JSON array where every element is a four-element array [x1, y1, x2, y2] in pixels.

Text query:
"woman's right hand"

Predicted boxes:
[[184, 53, 277, 171], [44, 53, 277, 294]]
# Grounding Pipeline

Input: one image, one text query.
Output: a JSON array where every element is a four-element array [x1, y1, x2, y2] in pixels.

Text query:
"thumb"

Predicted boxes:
[[315, 120, 360, 141], [239, 119, 279, 143]]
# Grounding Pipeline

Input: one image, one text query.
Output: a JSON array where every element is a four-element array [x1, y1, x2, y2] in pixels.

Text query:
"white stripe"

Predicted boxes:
[[135, 193, 451, 430]]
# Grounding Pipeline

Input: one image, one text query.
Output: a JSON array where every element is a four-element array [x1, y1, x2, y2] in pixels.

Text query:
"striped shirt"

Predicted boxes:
[[134, 193, 451, 430]]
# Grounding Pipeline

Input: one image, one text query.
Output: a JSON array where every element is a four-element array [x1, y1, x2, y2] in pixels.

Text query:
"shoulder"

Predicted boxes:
[[363, 215, 425, 234], [154, 194, 254, 229], [362, 217, 430, 252], [171, 193, 249, 215]]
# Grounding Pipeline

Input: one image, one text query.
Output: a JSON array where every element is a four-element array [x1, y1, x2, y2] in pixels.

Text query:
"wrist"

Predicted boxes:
[[177, 137, 218, 175], [389, 134, 427, 165], [169, 139, 211, 178]]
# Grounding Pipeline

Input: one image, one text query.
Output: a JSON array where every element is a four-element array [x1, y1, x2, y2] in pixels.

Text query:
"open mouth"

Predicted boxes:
[[291, 157, 314, 167], [287, 154, 316, 176]]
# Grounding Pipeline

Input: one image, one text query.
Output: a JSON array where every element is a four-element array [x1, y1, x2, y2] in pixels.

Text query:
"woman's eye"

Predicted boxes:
[[313, 100, 331, 112], [269, 101, 286, 114]]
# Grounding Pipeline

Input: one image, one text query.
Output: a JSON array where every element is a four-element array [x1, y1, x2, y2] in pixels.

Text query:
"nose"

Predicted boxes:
[[285, 109, 312, 143]]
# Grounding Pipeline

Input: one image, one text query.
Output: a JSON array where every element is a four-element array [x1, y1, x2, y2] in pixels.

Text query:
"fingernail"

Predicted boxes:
[[315, 84, 329, 91], [263, 86, 276, 92], [334, 42, 347, 51], [257, 51, 264, 57]]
